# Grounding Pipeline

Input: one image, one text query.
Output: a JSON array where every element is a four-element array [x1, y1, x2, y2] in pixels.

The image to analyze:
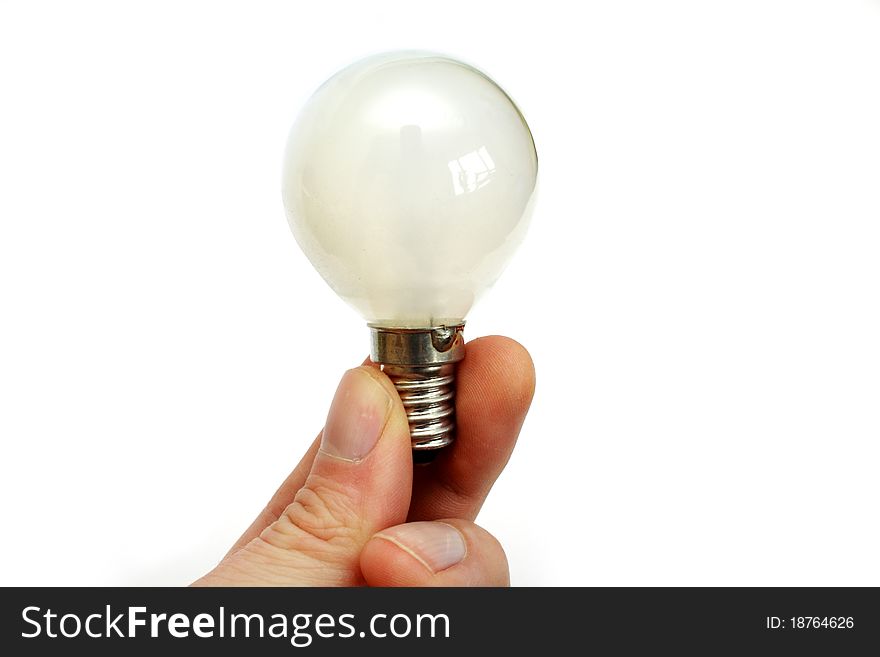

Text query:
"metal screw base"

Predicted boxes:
[[384, 363, 456, 450], [369, 324, 465, 454]]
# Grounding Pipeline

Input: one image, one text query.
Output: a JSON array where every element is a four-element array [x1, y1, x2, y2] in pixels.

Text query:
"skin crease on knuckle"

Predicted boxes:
[[270, 474, 360, 549], [206, 475, 369, 586], [259, 474, 364, 556]]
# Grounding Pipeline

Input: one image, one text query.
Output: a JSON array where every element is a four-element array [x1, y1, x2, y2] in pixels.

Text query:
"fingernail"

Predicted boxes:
[[376, 522, 467, 573], [321, 368, 392, 462]]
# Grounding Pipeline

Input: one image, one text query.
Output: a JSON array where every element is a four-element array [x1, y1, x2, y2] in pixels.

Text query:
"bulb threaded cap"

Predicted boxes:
[[369, 324, 465, 455]]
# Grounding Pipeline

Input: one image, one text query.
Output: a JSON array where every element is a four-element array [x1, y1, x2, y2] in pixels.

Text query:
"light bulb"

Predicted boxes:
[[282, 51, 537, 458]]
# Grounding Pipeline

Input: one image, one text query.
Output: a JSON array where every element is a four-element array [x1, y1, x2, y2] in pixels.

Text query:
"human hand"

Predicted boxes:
[[193, 336, 535, 587]]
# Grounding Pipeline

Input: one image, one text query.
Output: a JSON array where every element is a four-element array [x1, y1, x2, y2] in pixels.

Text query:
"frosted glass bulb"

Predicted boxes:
[[281, 52, 537, 456]]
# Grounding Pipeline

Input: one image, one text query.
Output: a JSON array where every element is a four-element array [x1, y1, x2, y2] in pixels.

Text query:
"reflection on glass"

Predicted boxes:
[[448, 146, 496, 196]]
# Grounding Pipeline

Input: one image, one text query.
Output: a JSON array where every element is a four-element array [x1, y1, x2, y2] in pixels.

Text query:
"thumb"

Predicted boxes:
[[198, 366, 413, 586], [359, 519, 510, 586]]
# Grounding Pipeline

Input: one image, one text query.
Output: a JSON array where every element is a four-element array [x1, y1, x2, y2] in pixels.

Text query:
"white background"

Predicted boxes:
[[1, 1, 879, 586]]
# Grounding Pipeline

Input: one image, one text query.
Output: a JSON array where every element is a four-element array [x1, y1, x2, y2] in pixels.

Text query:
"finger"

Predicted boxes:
[[227, 356, 379, 556], [407, 336, 535, 522], [360, 518, 509, 586], [204, 366, 414, 585]]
